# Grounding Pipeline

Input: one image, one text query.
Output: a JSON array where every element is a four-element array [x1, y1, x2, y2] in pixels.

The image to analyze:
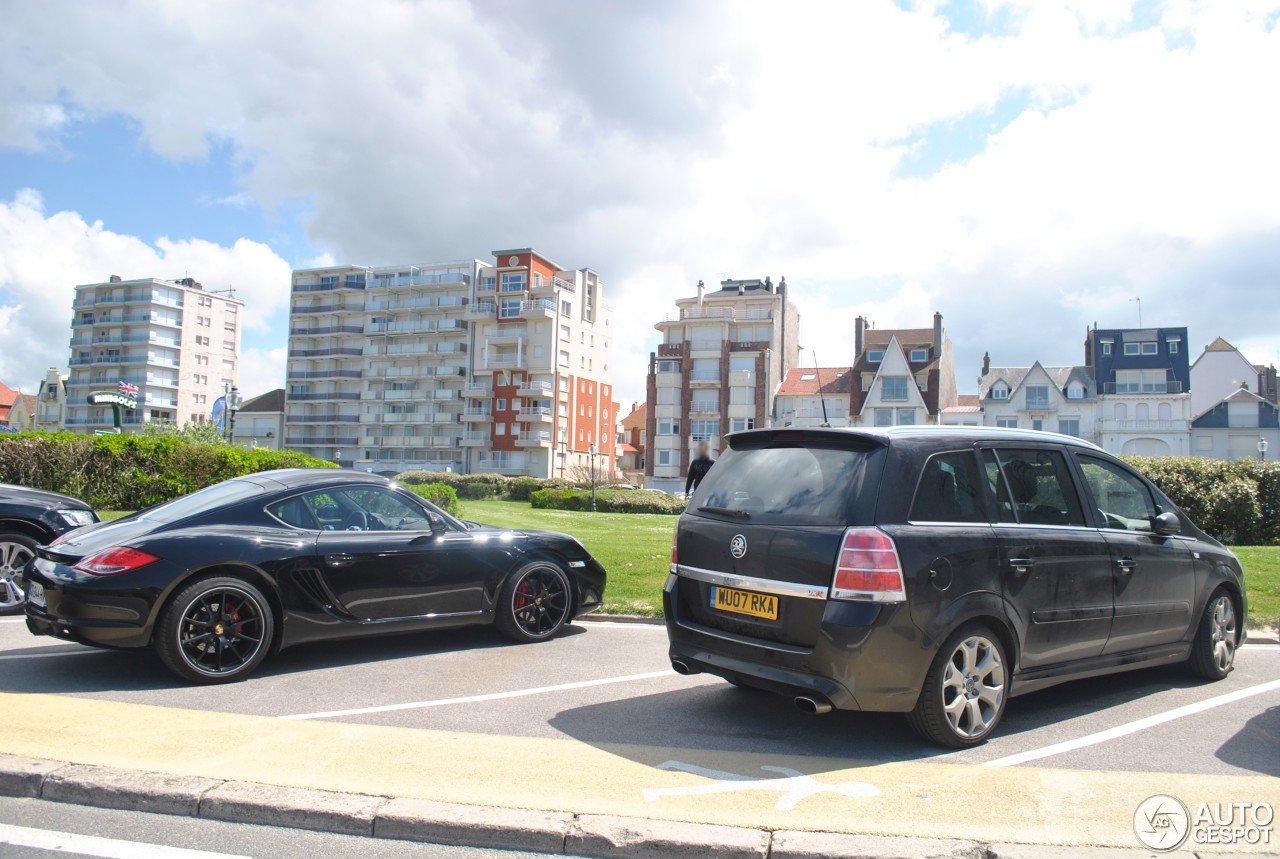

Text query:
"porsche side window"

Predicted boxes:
[[303, 487, 431, 532], [269, 496, 318, 529]]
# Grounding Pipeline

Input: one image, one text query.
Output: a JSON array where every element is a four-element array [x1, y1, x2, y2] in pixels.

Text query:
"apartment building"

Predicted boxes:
[[1189, 337, 1280, 460], [645, 277, 800, 492], [33, 368, 68, 431], [973, 355, 1099, 440], [284, 249, 614, 477], [847, 314, 957, 427], [63, 275, 243, 432], [1086, 326, 1191, 456]]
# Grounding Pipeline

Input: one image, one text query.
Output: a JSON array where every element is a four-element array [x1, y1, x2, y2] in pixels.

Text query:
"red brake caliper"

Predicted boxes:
[[514, 581, 531, 610]]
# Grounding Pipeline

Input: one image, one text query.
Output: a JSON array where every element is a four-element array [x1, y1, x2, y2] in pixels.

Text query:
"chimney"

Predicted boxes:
[[933, 312, 943, 354], [109, 274, 122, 283], [737, 283, 744, 296], [854, 316, 866, 357], [779, 275, 786, 297], [982, 351, 991, 376], [764, 275, 773, 293], [696, 279, 705, 306]]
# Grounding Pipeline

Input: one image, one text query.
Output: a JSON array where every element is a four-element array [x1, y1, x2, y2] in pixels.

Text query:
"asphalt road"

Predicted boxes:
[[0, 795, 551, 858], [2, 615, 1277, 852], [1, 617, 1276, 776]]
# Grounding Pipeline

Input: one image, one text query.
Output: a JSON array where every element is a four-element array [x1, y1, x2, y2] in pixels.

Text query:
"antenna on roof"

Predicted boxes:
[[815, 350, 830, 427]]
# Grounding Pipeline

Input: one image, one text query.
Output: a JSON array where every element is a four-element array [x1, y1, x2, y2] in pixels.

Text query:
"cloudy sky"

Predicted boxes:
[[1, 0, 1278, 408]]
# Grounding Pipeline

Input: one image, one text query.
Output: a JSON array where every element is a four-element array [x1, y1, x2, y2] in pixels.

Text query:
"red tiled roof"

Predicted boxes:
[[621, 402, 647, 429], [618, 443, 639, 454], [776, 367, 853, 396]]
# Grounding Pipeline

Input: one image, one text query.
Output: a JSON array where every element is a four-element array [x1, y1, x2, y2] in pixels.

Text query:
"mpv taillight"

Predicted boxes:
[[830, 528, 907, 603], [670, 541, 678, 573]]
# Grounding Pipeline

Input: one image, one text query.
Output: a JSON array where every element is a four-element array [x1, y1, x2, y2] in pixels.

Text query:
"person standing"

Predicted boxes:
[[685, 441, 715, 496]]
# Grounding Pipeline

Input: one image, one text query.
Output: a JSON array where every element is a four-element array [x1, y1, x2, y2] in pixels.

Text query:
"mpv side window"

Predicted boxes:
[[981, 451, 1016, 523], [1076, 455, 1156, 532], [987, 448, 1087, 527], [910, 451, 986, 523]]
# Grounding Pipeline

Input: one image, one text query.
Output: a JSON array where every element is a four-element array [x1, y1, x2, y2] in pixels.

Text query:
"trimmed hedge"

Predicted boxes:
[[0, 432, 337, 511], [406, 482, 460, 516], [530, 488, 686, 515], [396, 470, 578, 501], [1122, 456, 1280, 545]]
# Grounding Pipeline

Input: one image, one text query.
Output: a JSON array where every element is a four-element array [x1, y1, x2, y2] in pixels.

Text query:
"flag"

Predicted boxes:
[[118, 381, 139, 397]]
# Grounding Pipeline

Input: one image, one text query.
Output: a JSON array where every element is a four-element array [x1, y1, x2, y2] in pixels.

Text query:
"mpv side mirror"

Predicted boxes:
[[1153, 511, 1181, 536], [428, 513, 448, 535]]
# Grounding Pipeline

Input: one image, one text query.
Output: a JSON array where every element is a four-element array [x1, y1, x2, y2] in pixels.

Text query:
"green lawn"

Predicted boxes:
[[99, 502, 1280, 627], [461, 499, 674, 616]]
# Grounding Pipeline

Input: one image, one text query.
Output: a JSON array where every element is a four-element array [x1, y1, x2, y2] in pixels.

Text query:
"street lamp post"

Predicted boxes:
[[333, 449, 342, 468], [1259, 438, 1269, 463], [589, 443, 597, 512], [225, 386, 243, 444]]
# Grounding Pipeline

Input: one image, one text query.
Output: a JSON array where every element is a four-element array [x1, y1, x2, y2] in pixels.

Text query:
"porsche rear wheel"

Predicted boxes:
[[495, 562, 572, 643], [155, 576, 275, 684]]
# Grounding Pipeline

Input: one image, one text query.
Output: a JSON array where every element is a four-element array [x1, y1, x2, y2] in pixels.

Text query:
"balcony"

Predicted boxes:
[[659, 306, 773, 323], [515, 431, 553, 447], [287, 392, 361, 402], [460, 431, 489, 447], [368, 272, 469, 289], [287, 370, 363, 380], [463, 302, 496, 320], [284, 436, 358, 447], [1103, 381, 1186, 395], [461, 409, 494, 422], [291, 303, 364, 315], [518, 380, 554, 397], [475, 458, 526, 475], [487, 325, 528, 343], [476, 279, 498, 296], [518, 299, 556, 319], [689, 339, 723, 353], [463, 383, 492, 397], [483, 354, 524, 369], [290, 324, 364, 336], [518, 406, 553, 422], [1022, 400, 1056, 412], [292, 279, 366, 293], [366, 296, 467, 312], [689, 373, 721, 387], [285, 414, 360, 423], [531, 275, 576, 294], [689, 400, 720, 414], [1099, 420, 1190, 432], [289, 347, 364, 358]]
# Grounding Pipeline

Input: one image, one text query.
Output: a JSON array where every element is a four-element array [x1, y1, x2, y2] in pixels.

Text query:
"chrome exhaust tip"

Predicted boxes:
[[671, 659, 699, 676], [795, 695, 833, 715]]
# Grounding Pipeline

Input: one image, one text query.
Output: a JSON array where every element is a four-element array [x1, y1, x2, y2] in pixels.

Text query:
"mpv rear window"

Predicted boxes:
[[689, 442, 876, 525]]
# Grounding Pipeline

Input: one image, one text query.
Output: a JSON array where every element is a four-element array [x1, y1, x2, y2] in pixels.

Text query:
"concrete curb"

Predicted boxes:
[[0, 754, 1263, 859]]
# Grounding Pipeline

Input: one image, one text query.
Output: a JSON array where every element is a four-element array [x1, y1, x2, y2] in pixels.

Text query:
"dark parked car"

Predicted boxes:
[[665, 426, 1246, 746], [23, 469, 606, 683], [0, 484, 98, 615]]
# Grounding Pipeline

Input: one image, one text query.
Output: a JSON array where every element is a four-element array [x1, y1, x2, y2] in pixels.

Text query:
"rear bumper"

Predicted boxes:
[[25, 604, 153, 649], [21, 561, 157, 650], [663, 573, 935, 713]]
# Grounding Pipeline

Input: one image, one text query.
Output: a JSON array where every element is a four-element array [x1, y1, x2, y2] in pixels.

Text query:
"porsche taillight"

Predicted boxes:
[[73, 547, 159, 576], [830, 528, 906, 603]]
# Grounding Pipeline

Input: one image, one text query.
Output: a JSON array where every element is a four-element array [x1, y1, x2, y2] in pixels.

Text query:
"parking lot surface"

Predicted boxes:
[[2, 616, 1277, 851]]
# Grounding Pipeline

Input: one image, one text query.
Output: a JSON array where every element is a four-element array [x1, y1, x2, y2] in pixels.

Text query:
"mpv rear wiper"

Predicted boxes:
[[698, 506, 751, 520]]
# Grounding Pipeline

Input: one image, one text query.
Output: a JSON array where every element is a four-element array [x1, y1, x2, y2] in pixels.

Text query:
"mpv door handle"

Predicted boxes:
[[1115, 558, 1137, 573], [324, 553, 355, 568], [1009, 558, 1035, 574]]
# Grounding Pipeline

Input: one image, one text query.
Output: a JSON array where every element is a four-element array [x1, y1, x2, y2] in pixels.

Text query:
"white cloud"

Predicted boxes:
[[237, 345, 287, 398], [0, 190, 292, 390], [1, 0, 1279, 405]]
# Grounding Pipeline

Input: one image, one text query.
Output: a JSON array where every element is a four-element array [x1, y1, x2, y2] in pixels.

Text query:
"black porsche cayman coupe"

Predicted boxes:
[[22, 469, 607, 683]]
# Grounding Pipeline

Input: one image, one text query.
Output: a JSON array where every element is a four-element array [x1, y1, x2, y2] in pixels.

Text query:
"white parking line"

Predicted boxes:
[[985, 677, 1280, 767], [0, 617, 32, 623], [0, 649, 97, 661], [0, 822, 250, 858], [282, 670, 674, 720]]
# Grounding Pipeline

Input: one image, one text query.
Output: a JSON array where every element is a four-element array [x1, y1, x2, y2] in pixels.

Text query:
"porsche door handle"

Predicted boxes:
[[324, 553, 355, 568]]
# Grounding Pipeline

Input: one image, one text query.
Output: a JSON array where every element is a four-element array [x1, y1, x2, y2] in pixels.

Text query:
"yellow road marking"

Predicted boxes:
[[2, 692, 1276, 851]]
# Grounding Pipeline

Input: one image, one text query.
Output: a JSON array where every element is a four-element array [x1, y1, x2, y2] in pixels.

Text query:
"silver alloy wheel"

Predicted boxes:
[[0, 540, 35, 610], [941, 634, 1006, 739], [1209, 594, 1238, 673]]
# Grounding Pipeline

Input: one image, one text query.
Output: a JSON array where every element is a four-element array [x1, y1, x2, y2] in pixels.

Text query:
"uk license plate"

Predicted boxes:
[[27, 581, 45, 608], [709, 585, 778, 620]]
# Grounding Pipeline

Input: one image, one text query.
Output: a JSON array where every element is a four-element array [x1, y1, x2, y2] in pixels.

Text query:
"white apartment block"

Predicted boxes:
[[64, 276, 243, 431], [284, 249, 615, 477], [645, 277, 800, 492]]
